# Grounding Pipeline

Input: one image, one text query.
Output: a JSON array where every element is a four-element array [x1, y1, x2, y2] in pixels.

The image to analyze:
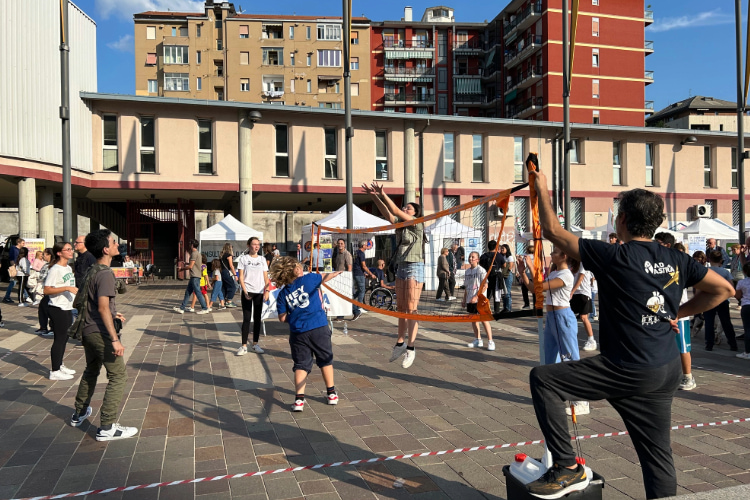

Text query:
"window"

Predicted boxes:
[[239, 25, 249, 38], [240, 78, 249, 92], [705, 199, 716, 218], [592, 49, 599, 67], [324, 128, 337, 178], [216, 89, 224, 100], [438, 68, 447, 90], [351, 31, 359, 44], [514, 136, 524, 182], [318, 50, 341, 67], [645, 143, 655, 186], [262, 24, 283, 39], [147, 79, 157, 93], [307, 54, 311, 66], [163, 45, 188, 64], [592, 17, 599, 36], [375, 131, 388, 180], [306, 79, 311, 92], [351, 83, 359, 96], [593, 110, 600, 124], [102, 115, 118, 172], [592, 79, 599, 98], [240, 51, 249, 65], [319, 103, 342, 109], [179, 26, 188, 36], [216, 62, 223, 76], [215, 19, 221, 29], [514, 197, 529, 254], [197, 25, 201, 37], [350, 57, 359, 70], [140, 116, 155, 173], [306, 26, 311, 39], [290, 53, 295, 66], [443, 133, 455, 181], [733, 200, 741, 226], [197, 120, 213, 174], [443, 196, 460, 222], [289, 26, 294, 39], [704, 146, 712, 187], [217, 39, 222, 50], [275, 125, 289, 177], [570, 139, 580, 163], [317, 24, 342, 40], [613, 141, 622, 185], [164, 73, 189, 91], [334, 82, 340, 93], [263, 48, 283, 65], [196, 51, 201, 64], [593, 0, 599, 5], [196, 77, 202, 90], [472, 135, 484, 182], [171, 27, 176, 37], [146, 26, 156, 39], [732, 148, 739, 188], [571, 198, 584, 227]]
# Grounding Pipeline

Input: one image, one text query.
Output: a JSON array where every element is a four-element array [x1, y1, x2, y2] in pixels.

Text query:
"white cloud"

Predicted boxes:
[[107, 34, 134, 52], [648, 9, 734, 33], [97, 0, 204, 21]]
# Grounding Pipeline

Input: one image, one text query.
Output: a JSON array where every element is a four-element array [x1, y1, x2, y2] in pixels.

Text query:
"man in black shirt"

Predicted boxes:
[[479, 240, 506, 314], [525, 170, 733, 500], [74, 235, 97, 286]]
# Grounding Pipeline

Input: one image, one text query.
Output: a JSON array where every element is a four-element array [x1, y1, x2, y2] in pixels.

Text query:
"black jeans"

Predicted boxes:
[[447, 273, 456, 297], [16, 276, 28, 303], [38, 295, 51, 330], [241, 291, 263, 345], [741, 305, 750, 353], [48, 305, 72, 371], [487, 273, 502, 313], [530, 355, 682, 500], [704, 301, 737, 350], [436, 274, 450, 299]]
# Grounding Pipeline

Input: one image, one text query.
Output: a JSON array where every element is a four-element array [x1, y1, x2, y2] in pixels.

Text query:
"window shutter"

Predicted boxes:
[[239, 25, 249, 36]]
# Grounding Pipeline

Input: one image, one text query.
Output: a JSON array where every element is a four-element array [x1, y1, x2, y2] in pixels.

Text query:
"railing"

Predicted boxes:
[[645, 70, 654, 80], [383, 39, 433, 49], [504, 34, 543, 64], [509, 96, 543, 117], [644, 40, 654, 51], [504, 1, 543, 36], [453, 66, 483, 76], [645, 100, 654, 110], [453, 39, 483, 50], [454, 94, 486, 103], [483, 63, 500, 79], [384, 67, 435, 77], [262, 90, 284, 98], [504, 65, 543, 91], [384, 92, 435, 103]]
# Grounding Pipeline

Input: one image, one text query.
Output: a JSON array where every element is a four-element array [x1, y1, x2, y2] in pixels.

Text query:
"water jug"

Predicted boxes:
[[508, 453, 545, 485]]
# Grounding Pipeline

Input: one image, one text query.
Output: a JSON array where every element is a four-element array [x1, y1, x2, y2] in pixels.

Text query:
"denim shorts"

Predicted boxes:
[[397, 262, 424, 283]]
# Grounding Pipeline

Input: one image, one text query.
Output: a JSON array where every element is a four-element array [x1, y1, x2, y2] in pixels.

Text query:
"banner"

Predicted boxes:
[[688, 235, 706, 256], [24, 239, 46, 257]]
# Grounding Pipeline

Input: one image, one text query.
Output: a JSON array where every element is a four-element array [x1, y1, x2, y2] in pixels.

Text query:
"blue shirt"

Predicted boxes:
[[309, 249, 325, 269], [369, 266, 385, 284], [353, 249, 367, 276], [276, 273, 328, 334]]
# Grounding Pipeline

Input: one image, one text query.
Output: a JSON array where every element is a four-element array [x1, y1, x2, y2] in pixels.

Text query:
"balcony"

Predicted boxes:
[[645, 10, 654, 26], [453, 39, 483, 53], [262, 90, 284, 99], [384, 92, 435, 105], [510, 96, 544, 119], [504, 1, 543, 40], [482, 63, 500, 80], [453, 66, 483, 77], [454, 94, 486, 105], [645, 70, 654, 85], [504, 34, 543, 69], [645, 40, 654, 55], [384, 66, 435, 82], [383, 38, 433, 49], [504, 65, 543, 94]]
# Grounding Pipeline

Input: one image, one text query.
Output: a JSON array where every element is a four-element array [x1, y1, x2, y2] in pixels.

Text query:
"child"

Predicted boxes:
[[270, 256, 341, 412], [210, 260, 226, 310], [463, 251, 494, 351], [569, 259, 596, 351], [190, 254, 211, 312], [734, 262, 750, 359]]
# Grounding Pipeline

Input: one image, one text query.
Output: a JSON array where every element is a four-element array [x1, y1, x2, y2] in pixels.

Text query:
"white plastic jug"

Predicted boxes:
[[508, 453, 545, 485]]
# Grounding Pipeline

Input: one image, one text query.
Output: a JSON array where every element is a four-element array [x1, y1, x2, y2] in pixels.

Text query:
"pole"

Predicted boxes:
[[736, 0, 746, 244], [343, 0, 353, 249], [562, 0, 571, 231], [60, 0, 72, 242]]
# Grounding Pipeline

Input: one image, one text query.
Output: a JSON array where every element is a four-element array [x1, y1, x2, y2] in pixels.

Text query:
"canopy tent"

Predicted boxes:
[[424, 216, 484, 291], [677, 218, 739, 241], [199, 215, 264, 260]]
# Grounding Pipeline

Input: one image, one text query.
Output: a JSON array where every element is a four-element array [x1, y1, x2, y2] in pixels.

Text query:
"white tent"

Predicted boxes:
[[424, 216, 483, 291], [677, 218, 739, 241], [199, 215, 264, 260]]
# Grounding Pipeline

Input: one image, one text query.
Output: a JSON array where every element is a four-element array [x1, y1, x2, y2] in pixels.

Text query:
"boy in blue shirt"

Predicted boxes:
[[271, 257, 342, 412]]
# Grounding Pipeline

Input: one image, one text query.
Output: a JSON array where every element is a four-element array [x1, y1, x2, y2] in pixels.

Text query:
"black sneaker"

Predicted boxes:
[[351, 311, 362, 322], [2, 298, 13, 304], [527, 463, 589, 499]]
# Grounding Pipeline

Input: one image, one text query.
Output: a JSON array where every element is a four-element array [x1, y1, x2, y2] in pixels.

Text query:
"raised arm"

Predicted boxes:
[[529, 170, 580, 261]]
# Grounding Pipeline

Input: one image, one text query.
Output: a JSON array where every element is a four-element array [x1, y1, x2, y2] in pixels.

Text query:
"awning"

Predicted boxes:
[[385, 50, 433, 59], [415, 107, 429, 114], [318, 75, 342, 81], [486, 47, 496, 65], [146, 53, 157, 65], [455, 78, 481, 94], [506, 31, 518, 45], [239, 25, 249, 35], [384, 76, 432, 83], [262, 23, 282, 28], [505, 89, 518, 103]]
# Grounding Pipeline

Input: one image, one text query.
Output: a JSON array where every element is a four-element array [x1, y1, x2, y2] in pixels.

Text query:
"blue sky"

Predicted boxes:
[[77, 0, 745, 113]]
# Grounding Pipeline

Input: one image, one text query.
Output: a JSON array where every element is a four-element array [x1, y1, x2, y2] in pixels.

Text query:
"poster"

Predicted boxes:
[[134, 238, 149, 250], [24, 239, 46, 258], [688, 235, 706, 256]]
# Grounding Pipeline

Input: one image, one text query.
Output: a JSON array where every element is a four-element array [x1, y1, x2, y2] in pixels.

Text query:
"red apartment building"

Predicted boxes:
[[370, 7, 485, 116]]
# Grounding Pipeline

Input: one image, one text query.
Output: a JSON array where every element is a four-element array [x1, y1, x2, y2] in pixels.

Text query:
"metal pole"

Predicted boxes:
[[343, 0, 353, 248], [60, 0, 72, 242], [562, 0, 571, 231], [736, 0, 746, 244]]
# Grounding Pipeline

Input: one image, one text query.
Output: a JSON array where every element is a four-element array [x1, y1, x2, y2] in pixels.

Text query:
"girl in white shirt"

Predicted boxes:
[[16, 247, 31, 306], [569, 261, 596, 352], [463, 252, 494, 351], [43, 241, 78, 381], [236, 237, 269, 355]]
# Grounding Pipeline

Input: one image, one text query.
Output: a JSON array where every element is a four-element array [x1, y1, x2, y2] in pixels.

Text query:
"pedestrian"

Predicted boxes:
[[351, 240, 376, 321], [479, 240, 506, 314], [333, 239, 352, 272], [263, 243, 275, 267], [236, 236, 269, 355], [525, 170, 732, 500], [590, 273, 598, 320], [446, 243, 458, 300], [435, 248, 452, 301], [271, 256, 342, 412], [569, 259, 596, 352], [43, 241, 78, 381], [272, 244, 280, 257], [73, 235, 97, 287], [734, 262, 750, 360], [209, 259, 226, 310], [36, 248, 54, 336], [363, 182, 424, 369], [464, 251, 494, 351], [220, 243, 238, 308], [730, 244, 744, 294], [608, 232, 618, 244], [173, 239, 209, 314], [15, 247, 31, 307], [501, 244, 515, 312], [189, 254, 210, 312], [304, 242, 326, 271], [3, 237, 25, 304], [706, 238, 730, 267], [70, 229, 138, 441], [369, 259, 395, 290], [520, 244, 536, 309], [704, 250, 738, 351]]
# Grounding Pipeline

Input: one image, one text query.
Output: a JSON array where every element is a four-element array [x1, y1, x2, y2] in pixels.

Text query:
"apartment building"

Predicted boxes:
[[646, 96, 750, 133], [134, 1, 372, 109]]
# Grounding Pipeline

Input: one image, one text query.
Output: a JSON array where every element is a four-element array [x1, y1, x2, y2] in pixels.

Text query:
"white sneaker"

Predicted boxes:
[[50, 370, 74, 381], [172, 307, 184, 314], [196, 309, 210, 315], [565, 401, 590, 416], [389, 343, 407, 362], [59, 365, 76, 375], [95, 423, 139, 441], [236, 345, 247, 356], [251, 344, 265, 354], [468, 339, 483, 348], [402, 348, 416, 368], [327, 392, 339, 405], [32, 300, 40, 306], [18, 303, 29, 307], [187, 307, 195, 313], [487, 341, 496, 351], [583, 338, 597, 351], [25, 297, 32, 303], [736, 352, 750, 359], [292, 399, 305, 412], [679, 374, 697, 390], [447, 296, 457, 301]]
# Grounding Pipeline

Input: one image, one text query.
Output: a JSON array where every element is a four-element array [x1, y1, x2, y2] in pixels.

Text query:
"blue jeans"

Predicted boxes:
[[503, 274, 514, 311], [220, 269, 237, 301], [3, 280, 25, 301], [353, 275, 366, 314], [181, 277, 207, 310], [211, 284, 224, 303], [591, 290, 597, 317], [543, 308, 580, 365]]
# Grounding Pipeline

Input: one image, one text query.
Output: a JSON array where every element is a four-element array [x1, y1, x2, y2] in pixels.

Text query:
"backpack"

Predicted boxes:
[[68, 264, 125, 341]]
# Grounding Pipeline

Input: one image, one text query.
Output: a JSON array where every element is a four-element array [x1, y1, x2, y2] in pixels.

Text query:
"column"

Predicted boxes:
[[238, 111, 253, 226], [404, 120, 416, 204], [89, 218, 99, 234], [38, 188, 55, 248], [18, 178, 37, 239]]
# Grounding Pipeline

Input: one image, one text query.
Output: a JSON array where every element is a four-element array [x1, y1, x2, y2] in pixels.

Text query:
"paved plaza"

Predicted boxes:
[[0, 282, 749, 500]]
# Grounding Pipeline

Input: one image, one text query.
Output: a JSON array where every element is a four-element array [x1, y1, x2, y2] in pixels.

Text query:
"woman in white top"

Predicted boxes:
[[569, 260, 596, 352], [236, 236, 269, 356], [463, 251, 494, 351], [15, 247, 31, 306], [44, 241, 78, 381]]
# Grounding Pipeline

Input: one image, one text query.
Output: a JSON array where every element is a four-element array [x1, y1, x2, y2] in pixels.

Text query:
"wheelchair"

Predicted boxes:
[[365, 277, 396, 311]]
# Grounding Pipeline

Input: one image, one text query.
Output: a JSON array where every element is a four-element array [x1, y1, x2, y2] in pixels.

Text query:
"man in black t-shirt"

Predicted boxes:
[[525, 170, 733, 500], [479, 240, 506, 313]]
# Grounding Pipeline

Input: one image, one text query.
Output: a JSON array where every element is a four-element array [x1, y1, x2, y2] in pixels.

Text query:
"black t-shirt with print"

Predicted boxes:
[[579, 239, 707, 368]]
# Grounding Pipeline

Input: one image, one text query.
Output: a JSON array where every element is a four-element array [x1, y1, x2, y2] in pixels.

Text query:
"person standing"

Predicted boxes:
[[173, 239, 209, 314], [435, 248, 451, 301], [73, 235, 97, 288], [236, 237, 269, 355], [479, 240, 506, 314], [525, 169, 732, 500], [446, 244, 458, 300], [704, 250, 739, 352], [706, 238, 730, 267], [36, 248, 54, 336], [734, 262, 750, 360], [3, 237, 26, 304], [501, 244, 516, 312], [70, 229, 138, 441], [43, 241, 78, 381], [464, 251, 494, 351], [15, 247, 31, 307], [569, 260, 596, 352], [305, 243, 326, 270], [519, 244, 536, 309], [220, 243, 238, 308], [333, 239, 352, 272], [296, 243, 303, 261], [351, 241, 375, 321]]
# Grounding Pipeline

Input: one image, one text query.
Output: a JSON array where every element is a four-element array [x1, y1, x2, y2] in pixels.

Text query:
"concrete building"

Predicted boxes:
[[646, 95, 750, 132], [133, 1, 372, 109]]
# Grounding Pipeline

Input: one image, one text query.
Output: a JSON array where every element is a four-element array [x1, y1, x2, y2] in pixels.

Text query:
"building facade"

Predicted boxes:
[[646, 95, 750, 133]]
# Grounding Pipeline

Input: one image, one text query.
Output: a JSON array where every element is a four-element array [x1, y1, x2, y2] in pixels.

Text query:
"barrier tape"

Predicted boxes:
[[12, 416, 750, 500]]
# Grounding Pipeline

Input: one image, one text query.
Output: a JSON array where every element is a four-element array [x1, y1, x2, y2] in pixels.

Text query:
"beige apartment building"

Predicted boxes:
[[134, 1, 372, 109]]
